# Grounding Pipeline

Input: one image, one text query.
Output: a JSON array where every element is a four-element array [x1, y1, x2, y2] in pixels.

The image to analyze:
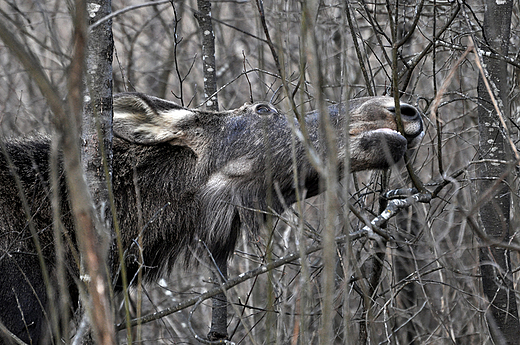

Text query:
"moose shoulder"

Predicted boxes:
[[0, 93, 423, 344]]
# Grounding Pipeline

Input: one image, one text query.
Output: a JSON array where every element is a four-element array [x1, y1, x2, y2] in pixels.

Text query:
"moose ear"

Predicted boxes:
[[113, 93, 196, 145]]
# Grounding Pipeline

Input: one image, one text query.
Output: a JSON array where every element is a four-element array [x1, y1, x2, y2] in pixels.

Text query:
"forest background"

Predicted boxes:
[[1, 0, 519, 344]]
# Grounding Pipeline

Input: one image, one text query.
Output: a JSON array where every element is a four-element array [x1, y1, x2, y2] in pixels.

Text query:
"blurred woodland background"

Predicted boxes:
[[1, 0, 520, 344]]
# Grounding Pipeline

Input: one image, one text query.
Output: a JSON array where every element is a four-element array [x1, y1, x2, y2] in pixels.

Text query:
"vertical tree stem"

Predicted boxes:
[[476, 1, 520, 343], [67, 0, 116, 344], [195, 1, 226, 340]]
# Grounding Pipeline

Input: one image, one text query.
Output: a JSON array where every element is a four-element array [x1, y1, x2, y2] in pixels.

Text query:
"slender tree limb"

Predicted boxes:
[[345, 0, 374, 95], [194, 0, 225, 339], [89, 0, 172, 30]]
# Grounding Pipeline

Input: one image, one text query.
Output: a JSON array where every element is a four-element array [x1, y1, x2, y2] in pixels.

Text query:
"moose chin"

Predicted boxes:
[[0, 93, 423, 344]]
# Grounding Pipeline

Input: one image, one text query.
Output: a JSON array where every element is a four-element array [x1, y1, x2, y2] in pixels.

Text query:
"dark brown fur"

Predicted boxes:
[[0, 93, 423, 344]]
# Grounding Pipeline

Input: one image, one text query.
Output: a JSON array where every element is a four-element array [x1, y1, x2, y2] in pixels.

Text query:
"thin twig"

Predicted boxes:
[[89, 0, 173, 30]]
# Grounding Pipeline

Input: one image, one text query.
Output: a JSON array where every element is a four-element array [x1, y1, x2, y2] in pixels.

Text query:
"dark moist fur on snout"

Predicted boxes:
[[356, 128, 408, 171], [0, 92, 423, 344]]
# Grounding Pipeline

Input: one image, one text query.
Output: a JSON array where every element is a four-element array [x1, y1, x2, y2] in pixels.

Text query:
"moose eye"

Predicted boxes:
[[255, 104, 276, 115]]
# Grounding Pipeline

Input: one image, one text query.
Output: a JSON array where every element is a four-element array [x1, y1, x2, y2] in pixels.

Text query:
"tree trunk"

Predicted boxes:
[[84, 1, 114, 239], [194, 0, 227, 340], [75, 0, 117, 343], [477, 1, 520, 343]]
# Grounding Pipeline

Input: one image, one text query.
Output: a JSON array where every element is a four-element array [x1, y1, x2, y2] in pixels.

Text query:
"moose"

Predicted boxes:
[[0, 93, 423, 344]]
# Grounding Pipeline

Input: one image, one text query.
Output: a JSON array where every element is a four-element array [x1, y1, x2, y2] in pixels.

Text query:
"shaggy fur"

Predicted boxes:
[[0, 93, 423, 344]]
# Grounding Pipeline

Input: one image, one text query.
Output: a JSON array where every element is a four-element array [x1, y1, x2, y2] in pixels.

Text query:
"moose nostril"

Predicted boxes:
[[387, 103, 423, 139], [387, 104, 419, 119], [400, 104, 419, 119]]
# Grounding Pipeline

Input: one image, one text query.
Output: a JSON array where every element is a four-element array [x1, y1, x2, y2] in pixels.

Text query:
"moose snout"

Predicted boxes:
[[387, 103, 424, 147]]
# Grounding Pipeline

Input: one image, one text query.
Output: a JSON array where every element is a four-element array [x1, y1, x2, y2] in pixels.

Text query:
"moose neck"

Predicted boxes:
[[111, 140, 202, 278]]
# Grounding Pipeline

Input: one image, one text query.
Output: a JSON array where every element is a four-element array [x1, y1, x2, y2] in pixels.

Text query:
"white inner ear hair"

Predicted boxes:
[[160, 109, 195, 126]]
